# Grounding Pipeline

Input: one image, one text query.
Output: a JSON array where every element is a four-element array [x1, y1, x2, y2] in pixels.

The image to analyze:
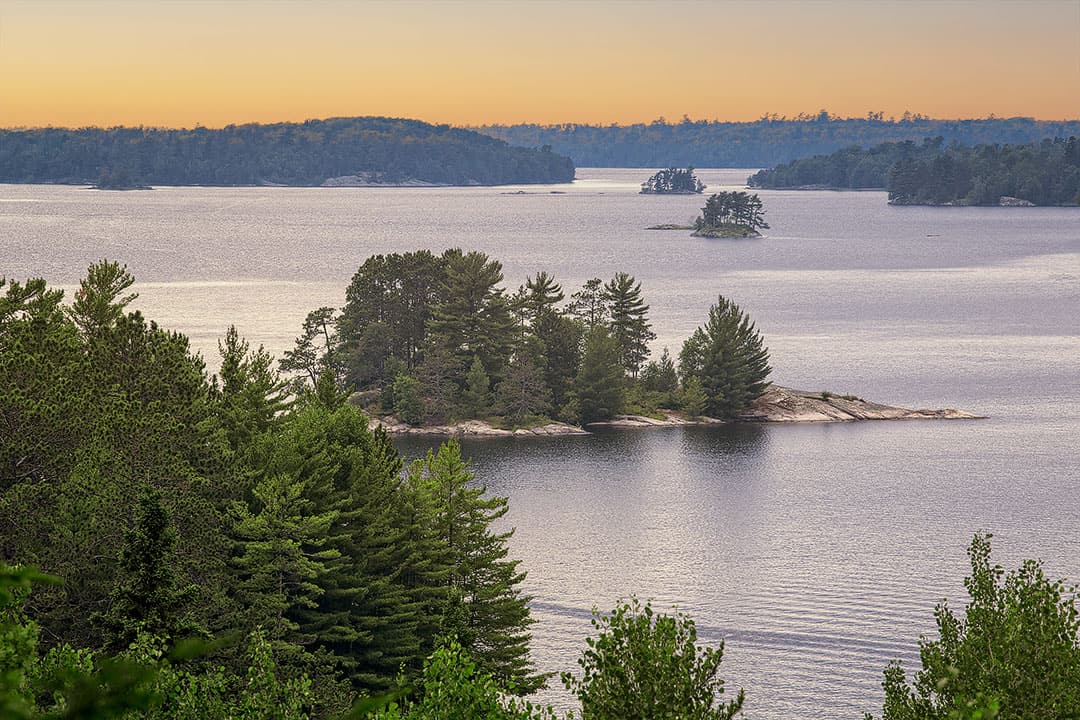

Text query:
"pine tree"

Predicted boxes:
[[681, 376, 708, 419], [428, 250, 515, 383], [567, 278, 608, 329], [569, 327, 625, 425], [679, 296, 771, 418], [462, 356, 492, 417], [229, 470, 339, 661], [405, 441, 541, 692], [604, 273, 655, 377], [495, 354, 551, 424]]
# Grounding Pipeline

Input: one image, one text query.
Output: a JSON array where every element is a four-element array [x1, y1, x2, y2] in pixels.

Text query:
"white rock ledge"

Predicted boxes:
[[364, 386, 983, 436]]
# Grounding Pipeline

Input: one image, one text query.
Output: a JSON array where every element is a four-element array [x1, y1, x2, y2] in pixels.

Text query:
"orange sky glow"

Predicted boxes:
[[2, 0, 1078, 129]]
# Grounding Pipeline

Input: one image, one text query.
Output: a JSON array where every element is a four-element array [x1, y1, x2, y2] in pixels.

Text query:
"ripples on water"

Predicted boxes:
[[4, 169, 1079, 718]]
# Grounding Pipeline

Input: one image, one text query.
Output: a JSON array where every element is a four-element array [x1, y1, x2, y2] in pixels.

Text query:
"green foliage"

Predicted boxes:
[[393, 375, 424, 426], [428, 249, 515, 384], [495, 355, 551, 424], [751, 136, 1080, 207], [570, 327, 625, 425], [567, 279, 608, 330], [0, 118, 575, 187], [681, 377, 708, 419], [871, 533, 1080, 720], [377, 638, 554, 720], [679, 296, 771, 418], [640, 167, 705, 194], [338, 252, 447, 389], [280, 307, 339, 390], [66, 260, 137, 340], [562, 598, 744, 720], [217, 324, 291, 452], [462, 357, 493, 417]]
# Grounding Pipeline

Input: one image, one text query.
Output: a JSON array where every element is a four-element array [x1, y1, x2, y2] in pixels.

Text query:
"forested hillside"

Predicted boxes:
[[0, 117, 575, 187], [478, 114, 1080, 168], [748, 136, 1080, 206]]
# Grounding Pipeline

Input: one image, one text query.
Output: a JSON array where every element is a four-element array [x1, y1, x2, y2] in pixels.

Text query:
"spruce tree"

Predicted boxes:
[[96, 489, 199, 653]]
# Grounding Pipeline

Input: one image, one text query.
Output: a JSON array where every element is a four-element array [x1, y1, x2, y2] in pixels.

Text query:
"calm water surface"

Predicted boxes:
[[4, 170, 1079, 718]]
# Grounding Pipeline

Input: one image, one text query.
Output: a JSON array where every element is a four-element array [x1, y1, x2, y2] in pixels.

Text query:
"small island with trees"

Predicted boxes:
[[640, 166, 705, 194], [691, 191, 770, 237], [279, 248, 974, 436]]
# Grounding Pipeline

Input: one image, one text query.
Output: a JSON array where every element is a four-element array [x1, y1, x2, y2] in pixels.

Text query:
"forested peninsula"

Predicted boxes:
[[0, 117, 575, 188], [477, 114, 1080, 168], [748, 136, 1080, 206]]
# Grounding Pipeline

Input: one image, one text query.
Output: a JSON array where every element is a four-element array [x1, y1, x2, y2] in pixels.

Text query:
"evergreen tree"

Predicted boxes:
[[569, 327, 625, 425], [66, 259, 138, 340], [681, 376, 708, 418], [216, 325, 290, 453], [406, 441, 541, 692], [415, 335, 465, 422], [522, 271, 564, 324], [532, 311, 584, 415], [567, 278, 608, 329], [679, 296, 771, 418], [394, 374, 424, 426], [280, 306, 338, 390], [604, 273, 655, 377], [462, 356, 493, 417], [428, 250, 515, 383], [229, 471, 339, 661], [95, 490, 199, 654], [495, 355, 551, 424]]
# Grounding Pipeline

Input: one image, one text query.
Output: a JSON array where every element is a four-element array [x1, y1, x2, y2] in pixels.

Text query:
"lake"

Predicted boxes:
[[3, 169, 1079, 718]]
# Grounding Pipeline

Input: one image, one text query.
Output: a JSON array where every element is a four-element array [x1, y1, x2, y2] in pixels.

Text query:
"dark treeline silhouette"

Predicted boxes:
[[0, 117, 575, 187], [749, 136, 1080, 206], [477, 113, 1080, 168]]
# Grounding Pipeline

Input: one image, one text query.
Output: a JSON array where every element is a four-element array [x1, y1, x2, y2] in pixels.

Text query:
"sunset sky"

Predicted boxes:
[[2, 0, 1078, 129]]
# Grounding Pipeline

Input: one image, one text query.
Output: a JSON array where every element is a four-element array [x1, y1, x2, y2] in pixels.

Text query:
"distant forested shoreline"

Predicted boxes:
[[0, 117, 575, 188], [477, 114, 1080, 168], [748, 136, 1080, 206]]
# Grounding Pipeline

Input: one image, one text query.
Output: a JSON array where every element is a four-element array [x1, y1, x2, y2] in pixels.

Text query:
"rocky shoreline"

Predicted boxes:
[[362, 386, 983, 437]]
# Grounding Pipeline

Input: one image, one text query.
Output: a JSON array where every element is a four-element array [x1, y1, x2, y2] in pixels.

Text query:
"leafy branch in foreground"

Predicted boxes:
[[869, 532, 1080, 720], [563, 598, 744, 720]]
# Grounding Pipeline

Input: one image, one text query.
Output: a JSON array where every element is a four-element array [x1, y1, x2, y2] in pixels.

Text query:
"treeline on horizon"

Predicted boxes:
[[748, 136, 1080, 206], [477, 112, 1080, 168], [0, 117, 575, 187]]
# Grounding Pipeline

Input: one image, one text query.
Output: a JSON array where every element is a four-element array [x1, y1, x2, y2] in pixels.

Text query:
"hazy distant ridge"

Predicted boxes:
[[0, 117, 576, 187], [477, 115, 1080, 168]]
